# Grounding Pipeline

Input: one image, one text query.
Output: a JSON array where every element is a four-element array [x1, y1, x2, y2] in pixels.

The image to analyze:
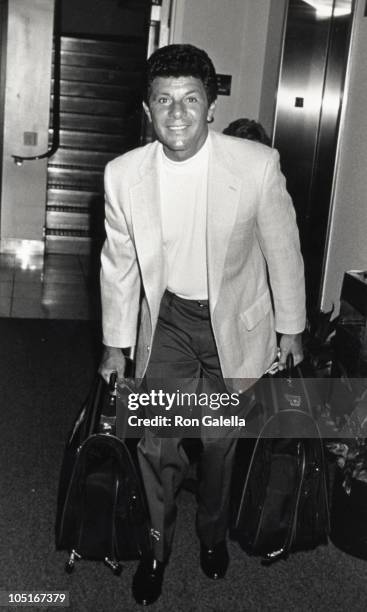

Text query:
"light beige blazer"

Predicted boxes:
[[100, 131, 306, 390]]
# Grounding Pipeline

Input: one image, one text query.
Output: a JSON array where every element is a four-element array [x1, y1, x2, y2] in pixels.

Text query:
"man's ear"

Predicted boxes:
[[143, 101, 152, 123], [207, 100, 217, 123]]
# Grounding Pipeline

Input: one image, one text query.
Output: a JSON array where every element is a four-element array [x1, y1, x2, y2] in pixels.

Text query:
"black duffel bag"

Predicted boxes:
[[55, 373, 151, 574], [231, 356, 330, 564]]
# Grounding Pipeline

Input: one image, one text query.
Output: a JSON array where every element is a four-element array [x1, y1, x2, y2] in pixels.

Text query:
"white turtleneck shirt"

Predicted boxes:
[[158, 137, 209, 300]]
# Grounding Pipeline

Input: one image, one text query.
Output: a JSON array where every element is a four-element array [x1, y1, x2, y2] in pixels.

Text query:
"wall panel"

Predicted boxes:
[[321, 0, 367, 312], [0, 0, 55, 249]]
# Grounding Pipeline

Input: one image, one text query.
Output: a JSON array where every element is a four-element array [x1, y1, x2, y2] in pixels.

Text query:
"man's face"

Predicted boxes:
[[143, 76, 216, 162]]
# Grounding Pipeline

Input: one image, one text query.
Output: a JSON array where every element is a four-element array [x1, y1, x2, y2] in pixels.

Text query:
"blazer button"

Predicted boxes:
[[146, 345, 150, 352]]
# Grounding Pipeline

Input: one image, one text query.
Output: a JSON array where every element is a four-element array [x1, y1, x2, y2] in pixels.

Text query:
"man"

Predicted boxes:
[[99, 44, 305, 606]]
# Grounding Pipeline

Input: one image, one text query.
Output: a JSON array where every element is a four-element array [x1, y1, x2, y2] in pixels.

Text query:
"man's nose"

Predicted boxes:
[[170, 101, 185, 118]]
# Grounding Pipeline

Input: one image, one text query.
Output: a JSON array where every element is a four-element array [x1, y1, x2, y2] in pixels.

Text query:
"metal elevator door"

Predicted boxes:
[[273, 0, 354, 313], [46, 34, 147, 254]]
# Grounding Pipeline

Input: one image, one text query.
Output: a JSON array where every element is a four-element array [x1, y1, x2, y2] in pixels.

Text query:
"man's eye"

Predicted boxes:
[[187, 97, 198, 103], [158, 97, 169, 104]]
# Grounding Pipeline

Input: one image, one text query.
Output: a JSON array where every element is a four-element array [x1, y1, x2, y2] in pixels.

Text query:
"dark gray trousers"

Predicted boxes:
[[137, 290, 238, 562]]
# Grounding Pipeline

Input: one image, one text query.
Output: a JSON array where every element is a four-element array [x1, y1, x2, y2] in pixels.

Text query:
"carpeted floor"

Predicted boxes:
[[0, 318, 366, 611]]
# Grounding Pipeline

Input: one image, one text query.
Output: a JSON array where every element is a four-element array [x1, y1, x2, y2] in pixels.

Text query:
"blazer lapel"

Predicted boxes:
[[207, 133, 242, 311], [130, 144, 166, 313]]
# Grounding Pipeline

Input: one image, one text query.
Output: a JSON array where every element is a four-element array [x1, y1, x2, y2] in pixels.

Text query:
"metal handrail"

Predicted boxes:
[[12, 0, 60, 165]]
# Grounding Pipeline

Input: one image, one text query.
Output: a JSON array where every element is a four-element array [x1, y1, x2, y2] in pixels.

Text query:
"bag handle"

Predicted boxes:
[[109, 371, 117, 393], [86, 372, 117, 438], [284, 353, 296, 381], [283, 353, 314, 418]]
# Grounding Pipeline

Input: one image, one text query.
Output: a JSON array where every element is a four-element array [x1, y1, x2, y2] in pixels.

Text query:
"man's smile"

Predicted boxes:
[[168, 125, 189, 131]]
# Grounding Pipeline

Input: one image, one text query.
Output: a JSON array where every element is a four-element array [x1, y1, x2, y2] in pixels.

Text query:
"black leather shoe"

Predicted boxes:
[[132, 556, 166, 606], [200, 541, 229, 580]]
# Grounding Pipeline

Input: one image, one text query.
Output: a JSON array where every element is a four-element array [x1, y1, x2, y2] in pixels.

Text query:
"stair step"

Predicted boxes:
[[46, 203, 91, 213], [48, 166, 104, 190], [60, 36, 146, 58], [45, 205, 105, 235], [53, 64, 143, 86], [53, 79, 135, 102], [52, 95, 138, 117], [49, 128, 138, 153], [46, 203, 104, 223], [47, 187, 102, 206], [50, 147, 115, 168], [56, 49, 145, 71], [46, 208, 91, 230], [46, 227, 92, 237], [51, 111, 130, 133], [45, 233, 93, 255]]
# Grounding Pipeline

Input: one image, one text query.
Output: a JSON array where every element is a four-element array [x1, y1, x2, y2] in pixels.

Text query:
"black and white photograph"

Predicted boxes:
[[1, 0, 367, 610]]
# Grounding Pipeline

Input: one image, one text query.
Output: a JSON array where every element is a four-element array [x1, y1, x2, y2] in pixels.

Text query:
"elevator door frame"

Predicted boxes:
[[272, 0, 355, 314]]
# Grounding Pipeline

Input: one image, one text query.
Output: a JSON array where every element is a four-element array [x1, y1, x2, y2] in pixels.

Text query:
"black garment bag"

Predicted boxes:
[[55, 373, 151, 574], [231, 356, 330, 564]]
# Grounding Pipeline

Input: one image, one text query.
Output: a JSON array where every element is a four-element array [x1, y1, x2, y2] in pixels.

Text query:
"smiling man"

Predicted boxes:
[[99, 44, 306, 606], [143, 74, 215, 160]]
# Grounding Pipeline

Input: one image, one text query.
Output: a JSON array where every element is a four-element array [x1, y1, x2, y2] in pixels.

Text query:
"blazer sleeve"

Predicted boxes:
[[256, 148, 306, 335], [100, 162, 141, 348]]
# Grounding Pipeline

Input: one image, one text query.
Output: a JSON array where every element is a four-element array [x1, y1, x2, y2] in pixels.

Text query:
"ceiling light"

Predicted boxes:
[[302, 0, 352, 18]]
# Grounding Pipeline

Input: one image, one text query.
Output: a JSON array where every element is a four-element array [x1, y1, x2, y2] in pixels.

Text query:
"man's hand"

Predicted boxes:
[[278, 333, 303, 370], [99, 346, 127, 383]]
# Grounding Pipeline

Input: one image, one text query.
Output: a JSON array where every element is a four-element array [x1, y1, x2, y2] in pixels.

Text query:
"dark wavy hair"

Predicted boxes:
[[223, 118, 271, 146], [144, 44, 218, 105]]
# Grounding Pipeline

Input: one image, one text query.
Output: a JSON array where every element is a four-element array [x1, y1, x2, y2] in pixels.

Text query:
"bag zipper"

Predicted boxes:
[[285, 441, 306, 554], [261, 441, 306, 564]]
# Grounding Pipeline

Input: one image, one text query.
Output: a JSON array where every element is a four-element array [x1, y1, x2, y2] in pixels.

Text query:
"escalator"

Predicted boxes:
[[46, 35, 146, 254]]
